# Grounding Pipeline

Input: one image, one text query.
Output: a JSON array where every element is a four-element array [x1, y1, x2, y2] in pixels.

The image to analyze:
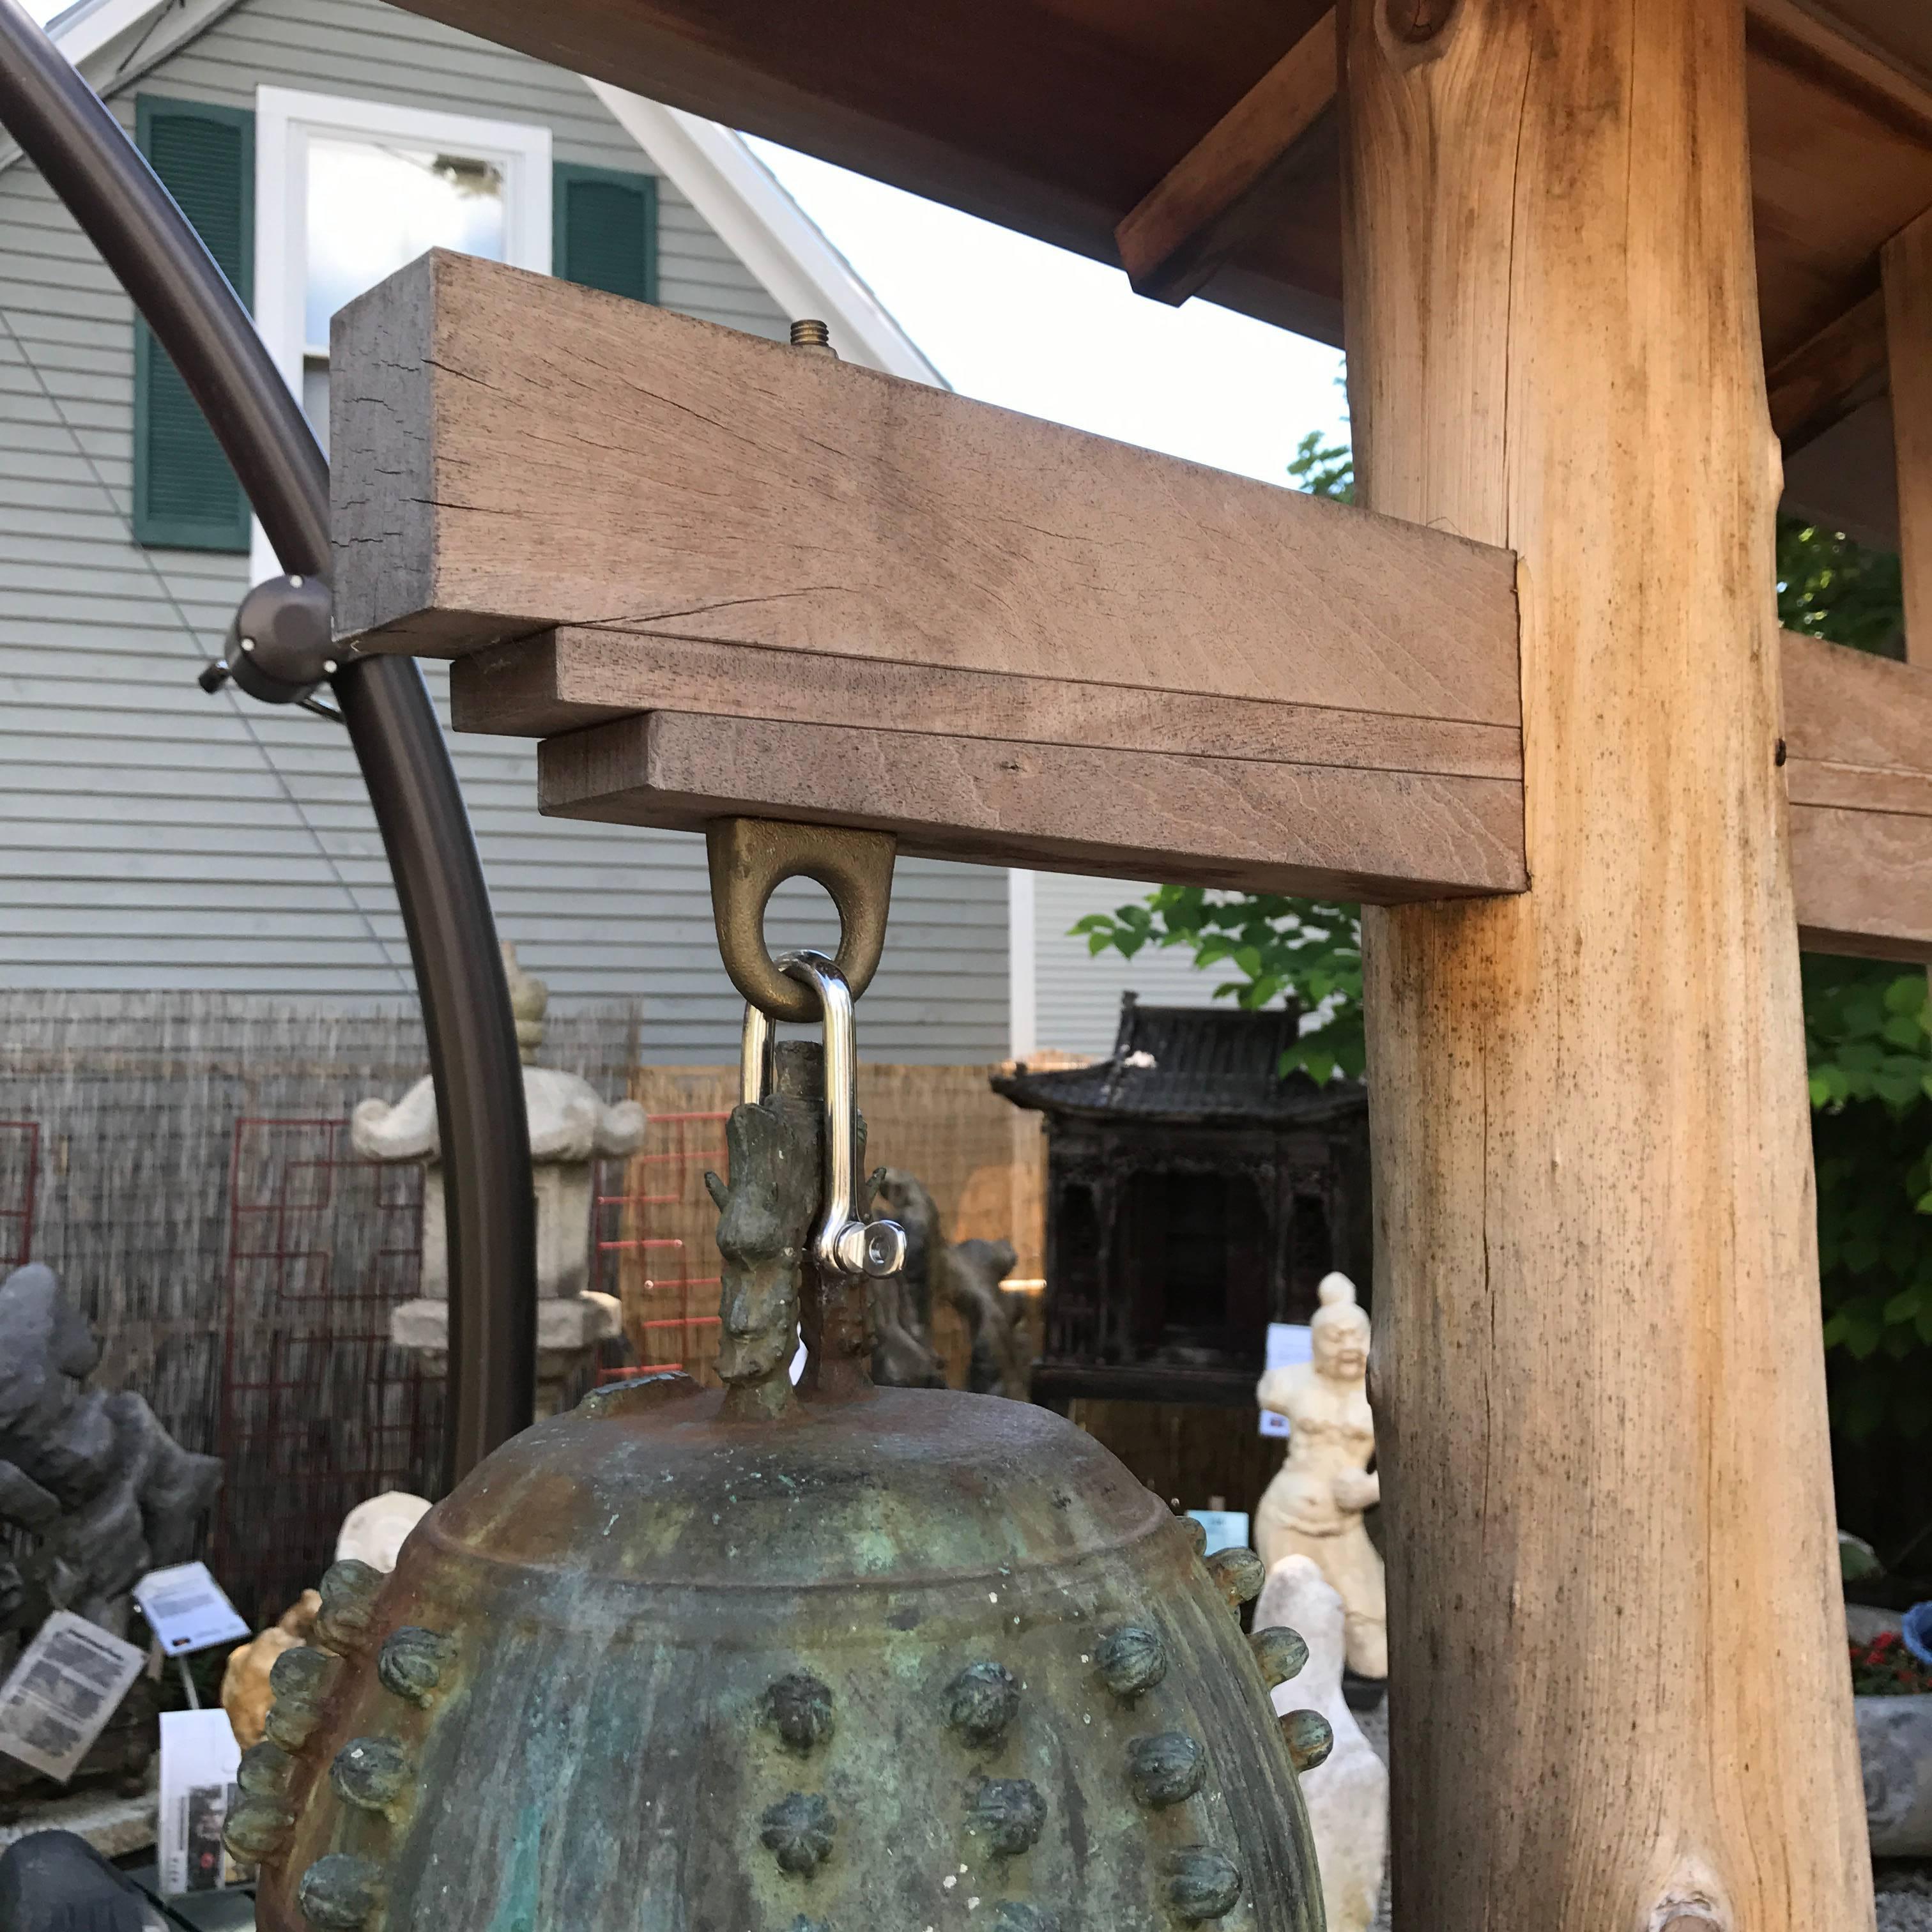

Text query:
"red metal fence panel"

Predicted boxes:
[[594, 1110, 728, 1381]]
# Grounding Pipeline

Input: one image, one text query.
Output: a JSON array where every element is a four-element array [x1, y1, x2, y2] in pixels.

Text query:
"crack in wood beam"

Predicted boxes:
[[452, 628, 1522, 778], [1113, 8, 1337, 307]]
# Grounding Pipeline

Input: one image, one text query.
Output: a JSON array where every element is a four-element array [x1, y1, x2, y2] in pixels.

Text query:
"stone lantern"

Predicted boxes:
[[353, 944, 647, 1414]]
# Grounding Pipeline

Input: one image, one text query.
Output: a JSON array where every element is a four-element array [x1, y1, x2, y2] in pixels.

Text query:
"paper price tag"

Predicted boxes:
[[160, 1707, 250, 1894], [1258, 1322, 1312, 1438], [134, 1561, 249, 1656], [0, 1609, 145, 1782]]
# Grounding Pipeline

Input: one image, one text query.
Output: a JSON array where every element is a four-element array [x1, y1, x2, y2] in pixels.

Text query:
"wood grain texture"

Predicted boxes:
[[536, 710, 1527, 902], [329, 249, 1521, 735], [1784, 627, 1932, 954], [1765, 286, 1888, 452], [1342, 3, 1871, 1929], [457, 624, 1932, 955], [451, 627, 1522, 778], [1790, 804, 1932, 958], [1114, 9, 1337, 305], [1883, 205, 1932, 663]]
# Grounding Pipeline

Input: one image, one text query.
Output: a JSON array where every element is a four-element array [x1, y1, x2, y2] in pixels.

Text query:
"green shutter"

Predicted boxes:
[[553, 163, 658, 305], [134, 96, 253, 551]]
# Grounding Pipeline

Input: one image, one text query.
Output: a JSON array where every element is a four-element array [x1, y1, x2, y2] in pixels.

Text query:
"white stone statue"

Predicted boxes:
[[1255, 1271, 1386, 1678], [354, 944, 648, 1414], [1255, 1554, 1389, 1932]]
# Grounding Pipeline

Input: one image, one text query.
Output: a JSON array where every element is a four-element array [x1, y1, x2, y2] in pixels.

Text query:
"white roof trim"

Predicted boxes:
[[1, 0, 246, 172], [582, 80, 944, 388]]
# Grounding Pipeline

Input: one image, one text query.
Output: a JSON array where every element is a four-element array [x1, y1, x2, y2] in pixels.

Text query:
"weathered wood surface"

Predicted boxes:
[[1114, 9, 1337, 305], [456, 619, 1932, 957], [538, 709, 1526, 901], [339, 247, 1528, 903], [1883, 206, 1932, 663], [1345, 4, 1870, 1932], [452, 627, 1521, 779], [1784, 627, 1932, 956], [331, 250, 1520, 733]]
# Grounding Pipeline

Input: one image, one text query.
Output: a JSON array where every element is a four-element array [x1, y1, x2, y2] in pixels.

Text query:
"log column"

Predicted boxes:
[[1341, 2, 1873, 1926]]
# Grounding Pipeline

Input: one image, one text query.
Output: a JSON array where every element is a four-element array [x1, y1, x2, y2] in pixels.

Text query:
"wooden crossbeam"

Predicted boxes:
[[450, 628, 1521, 781], [1785, 629, 1932, 958], [332, 249, 1932, 952], [1765, 287, 1887, 452], [461, 629, 1525, 898], [538, 709, 1521, 901], [1114, 8, 1337, 307], [453, 623, 1932, 957], [333, 249, 1524, 903]]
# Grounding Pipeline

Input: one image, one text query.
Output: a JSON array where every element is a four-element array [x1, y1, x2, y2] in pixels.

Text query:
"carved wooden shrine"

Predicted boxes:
[[995, 999, 1370, 1411], [315, 1, 1932, 1923]]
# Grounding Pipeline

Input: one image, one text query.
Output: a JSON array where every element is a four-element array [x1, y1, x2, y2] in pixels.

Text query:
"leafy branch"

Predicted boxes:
[[1071, 889, 1363, 1083]]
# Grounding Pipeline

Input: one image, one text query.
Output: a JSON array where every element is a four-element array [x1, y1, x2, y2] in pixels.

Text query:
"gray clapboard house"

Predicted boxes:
[[0, 0, 1226, 1067], [0, 0, 1027, 1062]]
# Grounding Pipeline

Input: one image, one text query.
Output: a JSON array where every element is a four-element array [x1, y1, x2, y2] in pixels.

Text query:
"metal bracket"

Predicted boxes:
[[201, 572, 337, 705], [706, 817, 895, 1024]]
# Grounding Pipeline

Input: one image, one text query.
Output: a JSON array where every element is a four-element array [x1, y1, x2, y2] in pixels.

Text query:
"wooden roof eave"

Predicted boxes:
[[384, 0, 1932, 539]]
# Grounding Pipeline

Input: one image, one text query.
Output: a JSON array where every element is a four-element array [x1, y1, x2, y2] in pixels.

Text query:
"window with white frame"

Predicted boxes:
[[252, 86, 550, 578]]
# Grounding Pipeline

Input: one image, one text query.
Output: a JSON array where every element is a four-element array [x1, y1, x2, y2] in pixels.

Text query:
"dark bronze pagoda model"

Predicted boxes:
[[994, 998, 1370, 1410], [228, 910, 1330, 1929]]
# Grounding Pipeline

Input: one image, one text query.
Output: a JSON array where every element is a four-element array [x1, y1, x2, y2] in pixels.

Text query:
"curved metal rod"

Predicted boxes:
[[0, 0, 535, 1479]]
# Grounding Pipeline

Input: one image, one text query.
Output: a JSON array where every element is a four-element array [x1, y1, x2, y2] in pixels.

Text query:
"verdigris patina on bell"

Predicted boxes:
[[234, 960, 1326, 1929]]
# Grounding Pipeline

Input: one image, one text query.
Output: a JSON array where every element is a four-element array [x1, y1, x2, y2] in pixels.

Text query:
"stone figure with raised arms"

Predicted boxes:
[[1254, 1272, 1384, 1680]]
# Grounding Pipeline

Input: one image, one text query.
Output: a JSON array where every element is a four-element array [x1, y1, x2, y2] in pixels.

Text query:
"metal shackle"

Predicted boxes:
[[739, 949, 907, 1281]]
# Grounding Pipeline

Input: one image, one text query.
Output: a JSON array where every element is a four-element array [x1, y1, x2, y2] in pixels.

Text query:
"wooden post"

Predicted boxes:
[[1341, 2, 1873, 1927], [1883, 206, 1932, 664]]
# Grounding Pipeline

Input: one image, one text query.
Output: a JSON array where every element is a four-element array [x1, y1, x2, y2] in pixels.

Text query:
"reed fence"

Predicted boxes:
[[0, 993, 1043, 1618]]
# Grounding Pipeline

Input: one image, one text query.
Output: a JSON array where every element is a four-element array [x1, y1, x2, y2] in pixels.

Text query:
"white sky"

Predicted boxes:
[[746, 139, 1348, 487], [26, 0, 1348, 477]]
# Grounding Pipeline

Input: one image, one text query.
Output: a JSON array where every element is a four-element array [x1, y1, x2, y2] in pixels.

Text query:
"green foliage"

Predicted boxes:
[[1285, 429, 1355, 503], [1071, 889, 1363, 1082], [1079, 429, 1932, 1459], [1807, 958, 1932, 1440], [1776, 514, 1903, 658]]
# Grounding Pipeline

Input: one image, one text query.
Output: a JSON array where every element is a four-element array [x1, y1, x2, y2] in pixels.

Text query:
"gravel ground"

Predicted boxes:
[[1878, 1862, 1932, 1932]]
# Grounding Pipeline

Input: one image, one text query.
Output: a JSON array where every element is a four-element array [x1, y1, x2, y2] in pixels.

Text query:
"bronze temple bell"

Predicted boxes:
[[229, 820, 1329, 1929]]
